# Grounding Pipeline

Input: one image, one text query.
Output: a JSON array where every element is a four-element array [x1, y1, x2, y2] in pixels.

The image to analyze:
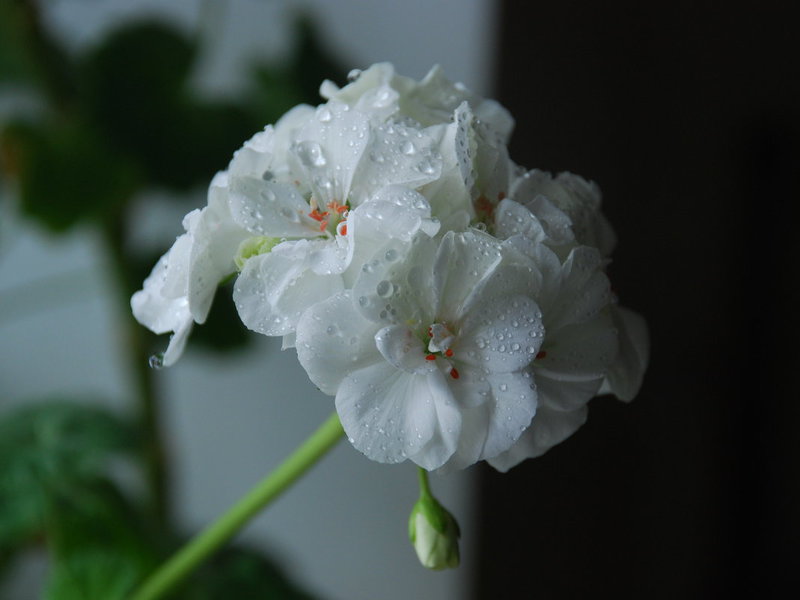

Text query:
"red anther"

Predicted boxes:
[[339, 224, 347, 235], [327, 200, 348, 214], [445, 348, 454, 357], [308, 209, 329, 222], [427, 327, 433, 337], [475, 194, 494, 217], [535, 350, 547, 360], [449, 367, 460, 379], [425, 354, 436, 361]]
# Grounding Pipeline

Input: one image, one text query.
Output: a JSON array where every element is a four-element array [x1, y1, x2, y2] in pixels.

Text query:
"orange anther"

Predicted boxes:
[[308, 208, 329, 222], [339, 224, 347, 235]]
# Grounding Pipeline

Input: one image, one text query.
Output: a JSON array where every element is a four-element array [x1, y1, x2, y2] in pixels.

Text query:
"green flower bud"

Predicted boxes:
[[234, 236, 281, 271], [408, 493, 460, 570]]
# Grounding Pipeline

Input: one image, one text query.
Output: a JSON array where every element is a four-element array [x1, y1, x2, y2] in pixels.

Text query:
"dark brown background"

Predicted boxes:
[[477, 2, 800, 598]]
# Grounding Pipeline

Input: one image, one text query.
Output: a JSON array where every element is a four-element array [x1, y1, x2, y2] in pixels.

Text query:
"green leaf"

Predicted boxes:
[[2, 118, 141, 232], [246, 15, 348, 125], [185, 545, 318, 600], [0, 401, 138, 552], [0, 2, 38, 85], [78, 21, 258, 191], [42, 480, 160, 600]]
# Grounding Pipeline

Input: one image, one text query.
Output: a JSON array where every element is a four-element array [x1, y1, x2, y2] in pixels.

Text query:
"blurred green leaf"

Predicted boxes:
[[2, 118, 141, 232], [185, 545, 318, 600], [247, 15, 348, 125], [43, 480, 160, 600], [290, 16, 348, 104], [0, 1, 38, 85], [0, 401, 138, 552], [78, 21, 257, 191]]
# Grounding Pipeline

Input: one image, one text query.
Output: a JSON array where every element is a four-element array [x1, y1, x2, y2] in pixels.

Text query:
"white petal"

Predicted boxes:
[[535, 372, 602, 412], [352, 235, 438, 327], [291, 102, 369, 207], [336, 364, 461, 469], [433, 230, 503, 324], [487, 405, 588, 472], [535, 314, 618, 382], [188, 182, 249, 323], [602, 305, 649, 402], [375, 325, 435, 375], [349, 120, 443, 202], [295, 291, 381, 395], [228, 126, 275, 179], [228, 178, 320, 239], [438, 370, 537, 471], [458, 294, 545, 374], [494, 198, 548, 242], [543, 246, 611, 332], [233, 240, 344, 336]]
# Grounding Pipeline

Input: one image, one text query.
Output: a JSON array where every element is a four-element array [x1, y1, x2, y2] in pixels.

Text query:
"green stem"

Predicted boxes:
[[417, 467, 431, 498], [129, 411, 345, 600]]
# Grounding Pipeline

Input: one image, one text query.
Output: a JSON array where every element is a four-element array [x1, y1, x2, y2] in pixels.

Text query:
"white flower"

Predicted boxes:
[[495, 169, 649, 406], [485, 236, 618, 471], [131, 62, 648, 474], [296, 230, 544, 470]]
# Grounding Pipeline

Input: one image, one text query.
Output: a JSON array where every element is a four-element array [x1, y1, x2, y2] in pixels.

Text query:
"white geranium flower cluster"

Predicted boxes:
[[132, 63, 648, 472]]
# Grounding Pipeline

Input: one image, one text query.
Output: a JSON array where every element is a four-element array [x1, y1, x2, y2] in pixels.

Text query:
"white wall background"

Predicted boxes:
[[0, 1, 498, 599]]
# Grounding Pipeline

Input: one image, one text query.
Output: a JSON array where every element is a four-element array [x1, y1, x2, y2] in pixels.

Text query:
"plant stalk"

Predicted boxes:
[[129, 411, 345, 600]]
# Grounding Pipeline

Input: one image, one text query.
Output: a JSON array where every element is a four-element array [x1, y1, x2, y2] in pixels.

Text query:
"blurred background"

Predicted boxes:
[[1, 1, 798, 599]]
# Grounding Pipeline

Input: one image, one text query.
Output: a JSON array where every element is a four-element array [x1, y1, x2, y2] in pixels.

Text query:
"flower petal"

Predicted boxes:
[[601, 305, 649, 402], [458, 294, 545, 374], [433, 230, 503, 324], [233, 240, 344, 336], [487, 405, 588, 472], [535, 313, 618, 382], [375, 325, 435, 375], [295, 291, 381, 395], [336, 363, 461, 469], [228, 177, 320, 238]]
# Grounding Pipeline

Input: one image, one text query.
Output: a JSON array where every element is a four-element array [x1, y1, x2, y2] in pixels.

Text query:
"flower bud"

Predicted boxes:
[[408, 494, 460, 570]]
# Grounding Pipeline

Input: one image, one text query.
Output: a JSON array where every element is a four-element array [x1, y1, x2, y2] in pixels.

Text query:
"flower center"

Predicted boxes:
[[308, 198, 350, 236], [424, 323, 459, 379]]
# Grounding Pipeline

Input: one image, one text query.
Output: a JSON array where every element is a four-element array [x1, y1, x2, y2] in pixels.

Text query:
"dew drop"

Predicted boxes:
[[148, 353, 164, 370], [376, 280, 394, 298]]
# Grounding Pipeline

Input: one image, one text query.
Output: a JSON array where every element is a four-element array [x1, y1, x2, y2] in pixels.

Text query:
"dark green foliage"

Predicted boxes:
[[182, 545, 317, 600], [3, 118, 141, 232], [78, 22, 256, 191], [0, 401, 138, 554]]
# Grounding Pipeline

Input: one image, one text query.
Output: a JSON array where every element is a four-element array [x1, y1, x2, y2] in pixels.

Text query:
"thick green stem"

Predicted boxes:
[[129, 411, 345, 600]]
